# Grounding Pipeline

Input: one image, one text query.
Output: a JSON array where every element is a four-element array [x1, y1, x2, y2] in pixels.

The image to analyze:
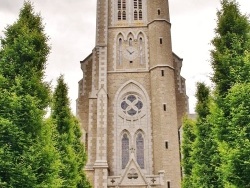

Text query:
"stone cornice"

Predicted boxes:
[[147, 19, 171, 26]]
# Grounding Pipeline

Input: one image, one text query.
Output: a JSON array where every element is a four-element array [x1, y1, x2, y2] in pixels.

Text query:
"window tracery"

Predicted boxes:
[[121, 94, 143, 117], [114, 82, 152, 175]]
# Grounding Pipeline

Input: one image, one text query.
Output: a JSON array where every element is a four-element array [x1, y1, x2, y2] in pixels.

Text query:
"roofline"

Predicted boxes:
[[172, 52, 183, 61], [80, 52, 93, 64]]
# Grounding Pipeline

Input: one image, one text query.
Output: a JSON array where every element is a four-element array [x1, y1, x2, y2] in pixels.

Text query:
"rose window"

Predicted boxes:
[[121, 94, 143, 116]]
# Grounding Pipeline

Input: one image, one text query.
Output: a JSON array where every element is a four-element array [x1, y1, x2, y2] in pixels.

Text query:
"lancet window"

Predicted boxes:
[[122, 133, 130, 169], [136, 132, 144, 169]]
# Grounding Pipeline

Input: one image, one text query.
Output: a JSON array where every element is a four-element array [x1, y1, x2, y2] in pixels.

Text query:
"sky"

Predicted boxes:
[[0, 0, 249, 114]]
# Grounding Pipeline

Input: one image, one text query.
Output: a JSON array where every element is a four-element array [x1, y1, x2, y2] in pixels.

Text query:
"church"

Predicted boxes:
[[76, 0, 188, 187]]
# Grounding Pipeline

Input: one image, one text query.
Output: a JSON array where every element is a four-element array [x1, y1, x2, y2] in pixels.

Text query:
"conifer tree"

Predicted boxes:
[[0, 2, 62, 187], [217, 83, 250, 187], [211, 0, 250, 97], [191, 83, 220, 188], [210, 0, 250, 187], [51, 75, 90, 188], [181, 117, 196, 188]]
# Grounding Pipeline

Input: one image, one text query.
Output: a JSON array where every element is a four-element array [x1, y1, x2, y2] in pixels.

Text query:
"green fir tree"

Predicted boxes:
[[0, 2, 62, 187], [51, 75, 90, 188], [191, 83, 220, 188], [210, 0, 250, 187], [181, 117, 196, 188], [211, 0, 250, 97]]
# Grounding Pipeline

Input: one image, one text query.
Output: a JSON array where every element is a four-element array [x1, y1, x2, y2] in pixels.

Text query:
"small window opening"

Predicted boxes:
[[160, 38, 163, 44], [161, 70, 164, 76], [85, 133, 88, 151], [130, 61, 133, 64], [165, 141, 168, 149], [158, 9, 161, 15], [163, 104, 166, 111], [167, 181, 171, 188]]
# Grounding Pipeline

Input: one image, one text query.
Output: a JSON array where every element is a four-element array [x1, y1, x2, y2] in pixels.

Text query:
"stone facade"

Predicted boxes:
[[77, 0, 188, 187]]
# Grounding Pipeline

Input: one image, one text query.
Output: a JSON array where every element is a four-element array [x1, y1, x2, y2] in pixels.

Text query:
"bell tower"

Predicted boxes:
[[77, 0, 188, 187]]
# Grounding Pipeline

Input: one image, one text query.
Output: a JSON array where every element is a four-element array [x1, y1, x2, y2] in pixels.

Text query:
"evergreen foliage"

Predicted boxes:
[[191, 83, 220, 188], [217, 83, 250, 187], [210, 1, 250, 187], [181, 117, 196, 188], [51, 75, 91, 188], [0, 1, 62, 187], [211, 0, 250, 97], [181, 0, 250, 187]]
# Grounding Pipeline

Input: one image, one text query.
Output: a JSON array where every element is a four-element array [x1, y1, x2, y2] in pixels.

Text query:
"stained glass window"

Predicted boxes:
[[136, 133, 144, 169], [127, 95, 136, 102], [135, 101, 143, 110], [121, 101, 128, 110], [122, 134, 129, 169], [127, 108, 137, 116]]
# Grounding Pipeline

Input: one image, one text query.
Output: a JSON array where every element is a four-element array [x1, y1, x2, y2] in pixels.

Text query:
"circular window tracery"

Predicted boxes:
[[121, 94, 143, 116]]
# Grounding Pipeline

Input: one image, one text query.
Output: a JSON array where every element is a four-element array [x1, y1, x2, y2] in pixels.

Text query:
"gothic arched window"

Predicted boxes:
[[118, 0, 126, 20], [122, 133, 130, 169], [136, 133, 144, 169]]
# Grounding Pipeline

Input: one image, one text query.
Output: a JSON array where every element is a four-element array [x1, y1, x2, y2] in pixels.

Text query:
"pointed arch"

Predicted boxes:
[[127, 32, 135, 42], [114, 80, 150, 104]]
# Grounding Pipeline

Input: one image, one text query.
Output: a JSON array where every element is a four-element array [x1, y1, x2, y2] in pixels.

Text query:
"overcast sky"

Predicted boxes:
[[0, 0, 249, 114]]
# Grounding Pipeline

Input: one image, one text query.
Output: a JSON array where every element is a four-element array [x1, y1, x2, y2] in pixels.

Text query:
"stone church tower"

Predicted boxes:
[[77, 0, 188, 187]]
